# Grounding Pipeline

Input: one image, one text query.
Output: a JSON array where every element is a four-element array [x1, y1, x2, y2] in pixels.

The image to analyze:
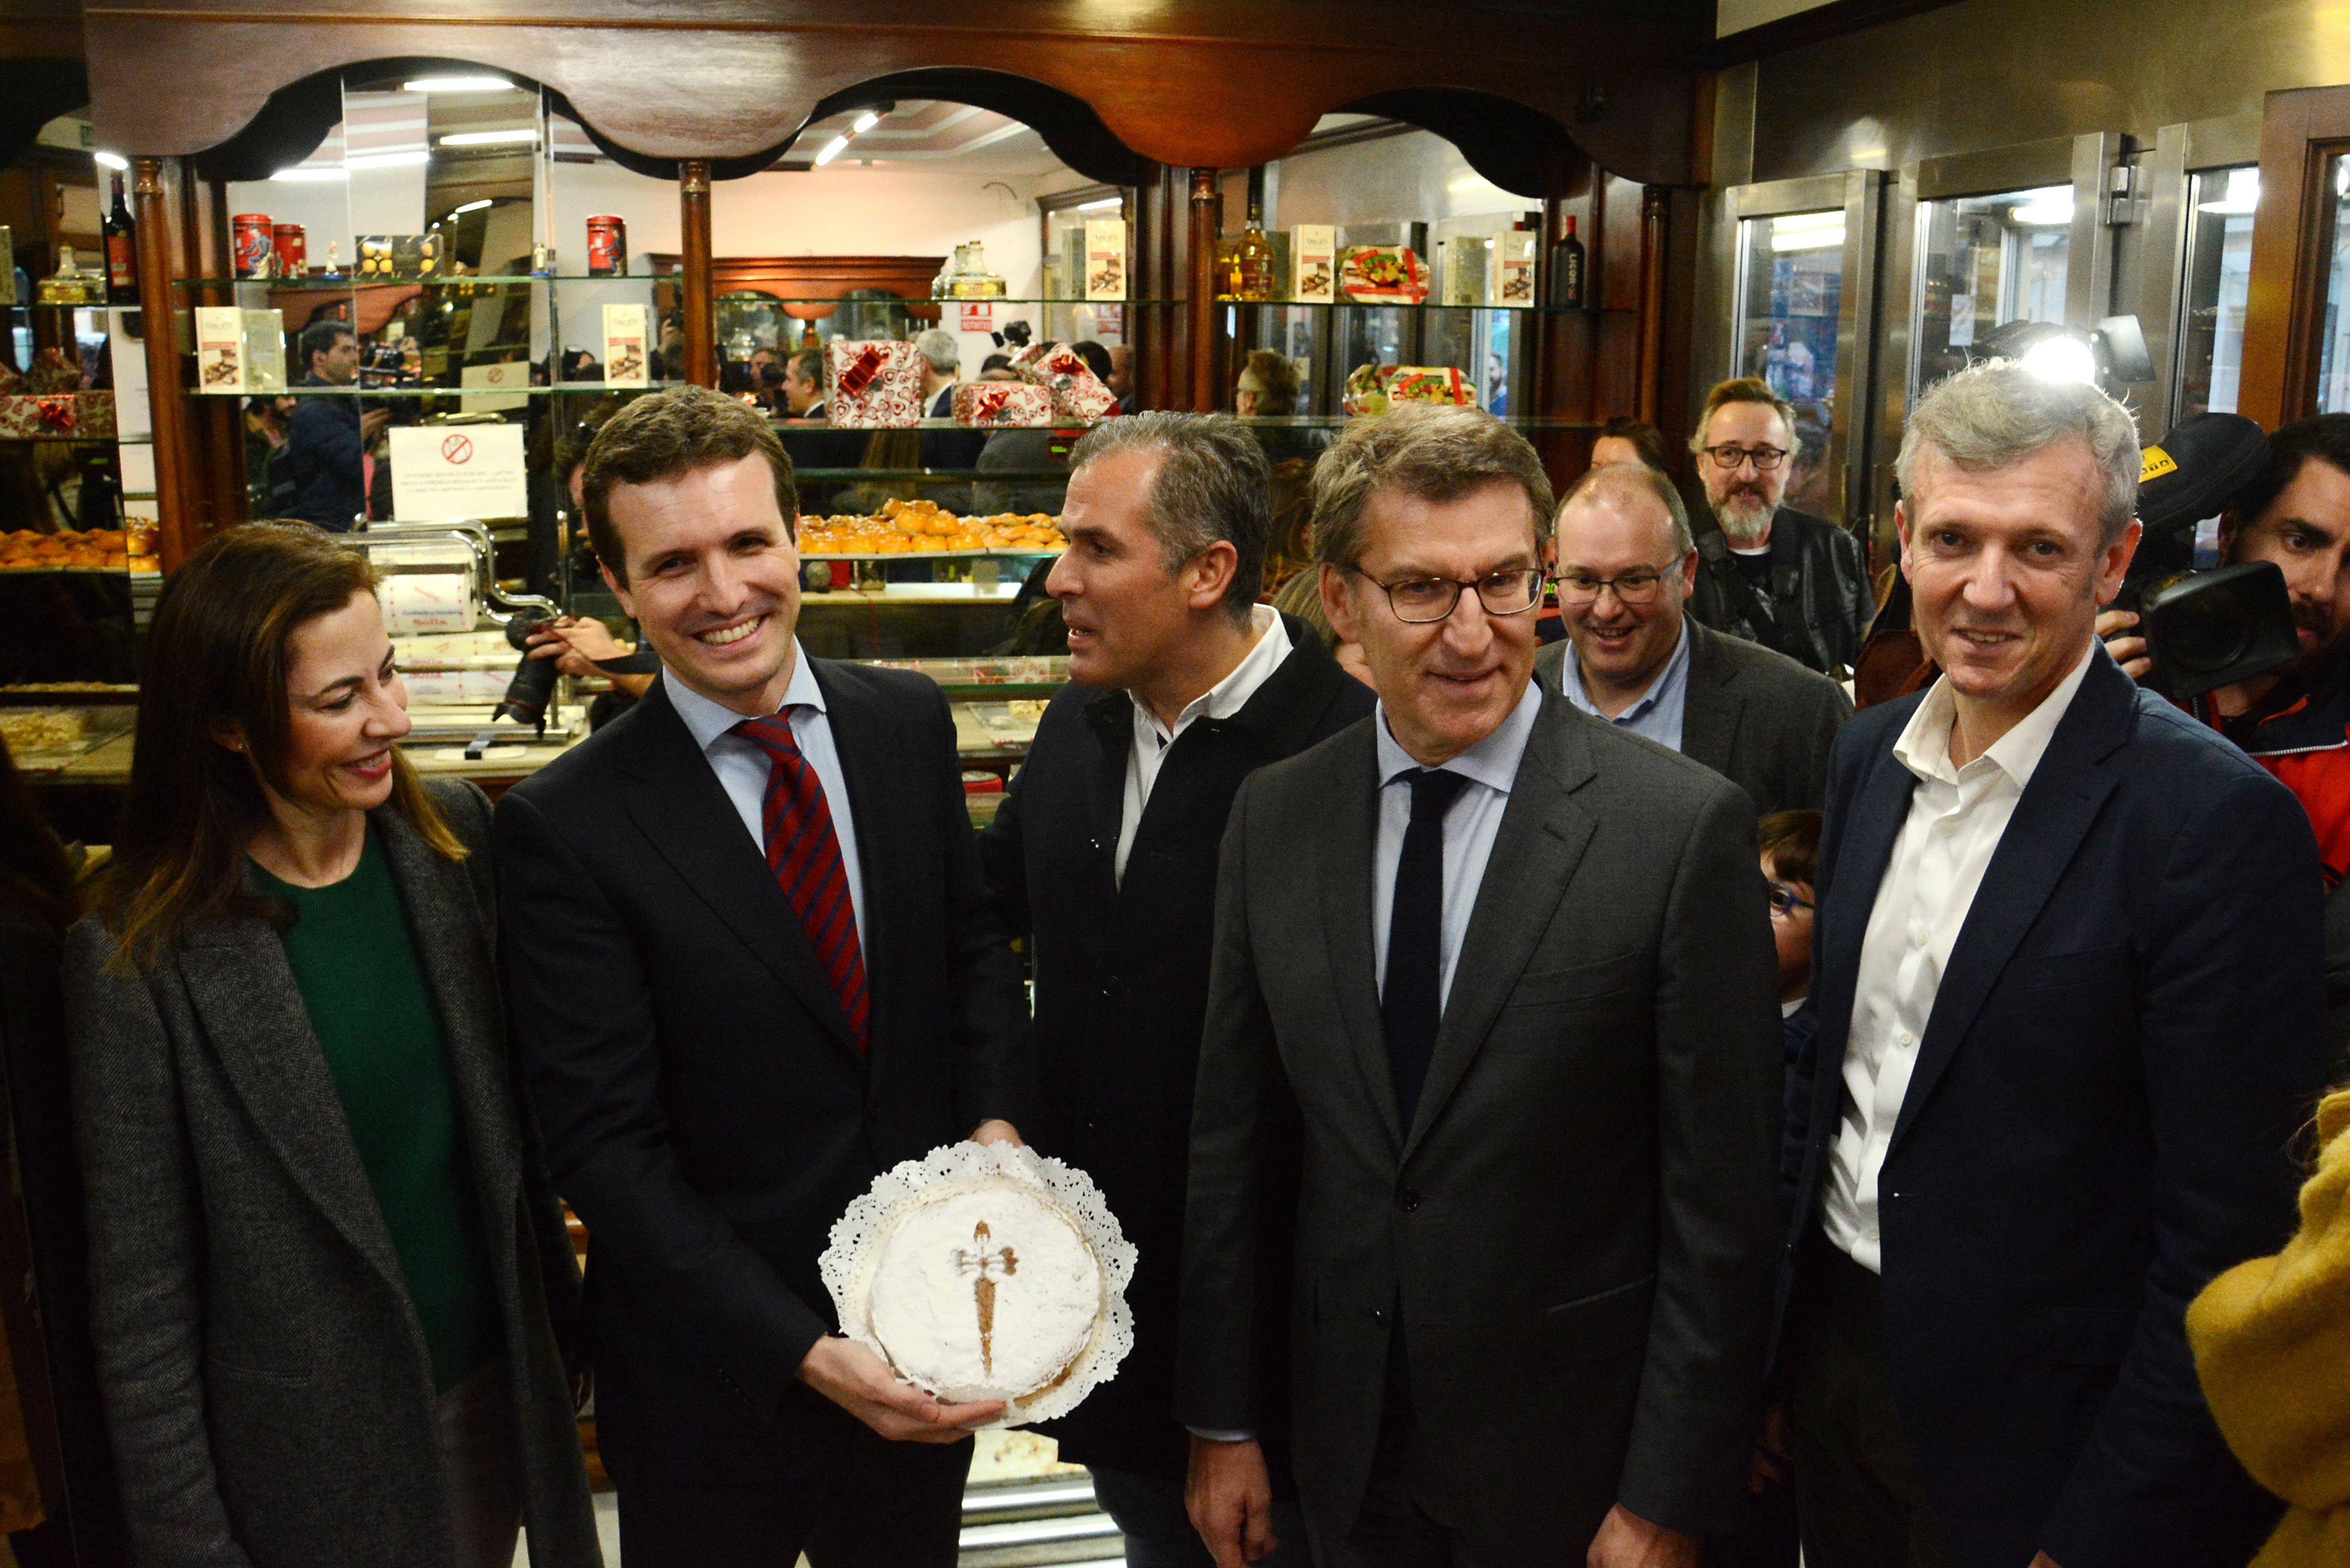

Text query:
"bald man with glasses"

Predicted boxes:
[[1686, 378, 1873, 677], [1537, 464, 1851, 816]]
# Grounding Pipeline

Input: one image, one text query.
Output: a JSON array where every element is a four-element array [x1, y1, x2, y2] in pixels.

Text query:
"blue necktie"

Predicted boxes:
[[1383, 768, 1468, 1129]]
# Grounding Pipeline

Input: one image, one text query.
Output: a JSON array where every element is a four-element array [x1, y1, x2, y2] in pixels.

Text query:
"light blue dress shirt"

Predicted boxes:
[[1370, 679, 1543, 1010], [1553, 618, 1692, 753], [663, 648, 867, 947]]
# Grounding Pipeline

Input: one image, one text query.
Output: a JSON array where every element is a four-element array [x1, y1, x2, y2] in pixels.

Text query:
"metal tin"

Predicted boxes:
[[272, 223, 306, 276], [232, 214, 275, 279], [586, 214, 626, 276]]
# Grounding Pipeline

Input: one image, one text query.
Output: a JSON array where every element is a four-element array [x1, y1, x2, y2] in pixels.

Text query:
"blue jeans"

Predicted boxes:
[[1088, 1463, 1313, 1568]]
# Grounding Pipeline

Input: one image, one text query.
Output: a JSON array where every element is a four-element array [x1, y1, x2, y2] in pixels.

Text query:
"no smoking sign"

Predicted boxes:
[[440, 433, 475, 465]]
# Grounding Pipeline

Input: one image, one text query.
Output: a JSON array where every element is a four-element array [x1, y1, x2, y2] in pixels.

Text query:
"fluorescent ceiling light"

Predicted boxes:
[[2008, 186, 2075, 226], [1772, 224, 1845, 252], [450, 198, 493, 214], [1076, 196, 1123, 211], [438, 128, 538, 147], [1770, 210, 1843, 232], [404, 76, 515, 94], [347, 149, 431, 170], [93, 151, 128, 171], [270, 166, 348, 181], [2199, 167, 2260, 215], [852, 111, 882, 134], [2022, 334, 2099, 384], [813, 135, 851, 167]]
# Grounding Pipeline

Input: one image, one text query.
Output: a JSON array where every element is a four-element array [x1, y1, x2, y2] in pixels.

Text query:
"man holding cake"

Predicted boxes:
[[494, 386, 1033, 1567], [981, 412, 1374, 1565], [1178, 406, 1784, 1566]]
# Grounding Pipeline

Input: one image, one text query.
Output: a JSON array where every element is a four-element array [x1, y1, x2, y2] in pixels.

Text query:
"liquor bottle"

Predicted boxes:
[[1215, 233, 1241, 302], [1235, 167, 1275, 302], [1548, 215, 1588, 311], [103, 174, 139, 305]]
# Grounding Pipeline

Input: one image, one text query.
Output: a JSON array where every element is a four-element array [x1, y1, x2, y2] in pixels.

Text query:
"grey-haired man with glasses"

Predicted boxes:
[[1687, 378, 1873, 677], [1537, 463, 1851, 815], [1179, 405, 1783, 1568]]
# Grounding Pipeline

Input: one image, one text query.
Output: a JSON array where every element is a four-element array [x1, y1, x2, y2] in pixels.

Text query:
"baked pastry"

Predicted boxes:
[[866, 1182, 1101, 1405]]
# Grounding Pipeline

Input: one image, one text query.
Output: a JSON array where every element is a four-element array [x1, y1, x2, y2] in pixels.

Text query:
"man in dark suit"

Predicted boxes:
[[981, 413, 1373, 1567], [1536, 462, 1851, 815], [1179, 405, 1784, 1567], [494, 386, 1033, 1567], [1782, 360, 2334, 1568], [1686, 377, 1872, 677]]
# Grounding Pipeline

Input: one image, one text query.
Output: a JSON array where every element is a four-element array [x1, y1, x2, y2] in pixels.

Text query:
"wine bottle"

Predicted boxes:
[[1548, 215, 1587, 310], [1236, 167, 1275, 302], [103, 173, 138, 305]]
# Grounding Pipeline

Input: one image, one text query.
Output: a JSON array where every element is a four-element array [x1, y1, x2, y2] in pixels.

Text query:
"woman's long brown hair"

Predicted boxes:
[[98, 524, 463, 969]]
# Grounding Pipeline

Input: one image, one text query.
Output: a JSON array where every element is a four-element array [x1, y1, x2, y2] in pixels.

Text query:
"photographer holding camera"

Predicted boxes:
[[2103, 413, 2350, 1043]]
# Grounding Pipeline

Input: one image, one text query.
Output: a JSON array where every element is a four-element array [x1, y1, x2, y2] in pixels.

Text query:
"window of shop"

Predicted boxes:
[[2176, 166, 2257, 420], [1735, 208, 1844, 517], [1912, 185, 2073, 396]]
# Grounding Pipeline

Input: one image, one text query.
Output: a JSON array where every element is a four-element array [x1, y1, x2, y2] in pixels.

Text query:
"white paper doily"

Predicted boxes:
[[820, 1141, 1136, 1426]]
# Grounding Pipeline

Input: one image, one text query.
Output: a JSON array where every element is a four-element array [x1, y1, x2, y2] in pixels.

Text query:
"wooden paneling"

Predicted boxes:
[[678, 160, 715, 388], [83, 1, 1702, 187]]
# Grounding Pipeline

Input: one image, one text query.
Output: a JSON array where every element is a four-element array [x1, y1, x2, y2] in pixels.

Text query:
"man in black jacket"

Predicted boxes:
[[1686, 377, 1872, 677], [495, 386, 1033, 1567], [1784, 361, 2331, 1568], [1536, 462, 1850, 814], [281, 319, 385, 531], [982, 412, 1372, 1568]]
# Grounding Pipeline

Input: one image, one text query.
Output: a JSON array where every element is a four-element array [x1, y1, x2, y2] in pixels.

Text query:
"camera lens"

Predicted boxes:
[[2163, 591, 2252, 675]]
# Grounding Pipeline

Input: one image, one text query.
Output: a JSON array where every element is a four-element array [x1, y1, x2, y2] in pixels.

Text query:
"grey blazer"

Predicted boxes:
[[1537, 617, 1852, 815], [1176, 695, 1784, 1551], [64, 780, 600, 1568]]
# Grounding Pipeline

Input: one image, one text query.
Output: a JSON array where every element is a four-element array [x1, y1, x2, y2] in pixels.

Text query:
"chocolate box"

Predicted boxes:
[[952, 382, 1055, 426], [825, 340, 927, 428], [1008, 341, 1119, 421]]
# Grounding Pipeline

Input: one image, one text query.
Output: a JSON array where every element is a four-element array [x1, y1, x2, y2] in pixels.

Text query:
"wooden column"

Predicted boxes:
[[188, 169, 245, 531], [1132, 165, 1181, 412], [1634, 186, 1668, 423], [678, 159, 716, 388], [131, 157, 194, 571], [1186, 167, 1220, 412]]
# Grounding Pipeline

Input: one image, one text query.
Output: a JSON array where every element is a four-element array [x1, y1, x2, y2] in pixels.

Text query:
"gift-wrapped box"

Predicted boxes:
[[825, 340, 926, 429], [952, 382, 1055, 427], [1388, 366, 1479, 408], [1009, 342, 1119, 420], [1343, 363, 1396, 417], [0, 392, 114, 440]]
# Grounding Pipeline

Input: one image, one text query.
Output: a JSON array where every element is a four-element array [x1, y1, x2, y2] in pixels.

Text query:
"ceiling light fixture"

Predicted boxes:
[[437, 129, 539, 147], [93, 151, 128, 171], [2198, 167, 2260, 215], [450, 198, 493, 214], [270, 166, 349, 182], [346, 149, 431, 170], [2008, 185, 2076, 226], [852, 111, 882, 134], [813, 134, 851, 167], [404, 76, 516, 94], [1076, 196, 1123, 211]]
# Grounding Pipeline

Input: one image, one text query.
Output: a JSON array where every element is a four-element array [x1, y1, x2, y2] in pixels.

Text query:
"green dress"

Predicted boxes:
[[251, 826, 498, 1394]]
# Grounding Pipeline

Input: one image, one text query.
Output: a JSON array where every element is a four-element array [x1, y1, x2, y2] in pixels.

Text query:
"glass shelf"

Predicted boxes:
[[171, 274, 679, 289], [195, 379, 686, 398]]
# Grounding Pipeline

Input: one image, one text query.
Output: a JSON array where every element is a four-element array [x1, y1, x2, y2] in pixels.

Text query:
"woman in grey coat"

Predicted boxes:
[[64, 525, 600, 1568]]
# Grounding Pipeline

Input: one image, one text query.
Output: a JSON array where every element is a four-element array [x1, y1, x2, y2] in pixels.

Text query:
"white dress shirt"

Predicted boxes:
[[1555, 617, 1693, 752], [1371, 679, 1543, 1009], [1118, 604, 1292, 885], [663, 650, 868, 947], [1823, 644, 2096, 1273]]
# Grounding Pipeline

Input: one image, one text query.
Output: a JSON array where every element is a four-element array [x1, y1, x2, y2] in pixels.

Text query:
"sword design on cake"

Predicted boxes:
[[953, 1220, 1019, 1378]]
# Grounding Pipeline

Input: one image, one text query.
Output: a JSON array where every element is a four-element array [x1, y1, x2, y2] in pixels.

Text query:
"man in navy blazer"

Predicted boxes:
[[1782, 361, 2334, 1568]]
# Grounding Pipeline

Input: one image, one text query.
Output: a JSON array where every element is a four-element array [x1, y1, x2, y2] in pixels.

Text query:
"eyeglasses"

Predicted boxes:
[[1701, 443, 1790, 472], [1557, 561, 1684, 607], [1348, 566, 1544, 624], [1768, 881, 1814, 918]]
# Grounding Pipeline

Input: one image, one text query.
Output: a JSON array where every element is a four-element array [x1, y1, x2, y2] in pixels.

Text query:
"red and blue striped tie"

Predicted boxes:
[[733, 713, 869, 1054]]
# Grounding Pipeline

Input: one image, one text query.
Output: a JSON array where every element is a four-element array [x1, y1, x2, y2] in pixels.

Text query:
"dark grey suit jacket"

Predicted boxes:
[[64, 781, 598, 1568], [1537, 617, 1851, 816], [1176, 692, 1784, 1550]]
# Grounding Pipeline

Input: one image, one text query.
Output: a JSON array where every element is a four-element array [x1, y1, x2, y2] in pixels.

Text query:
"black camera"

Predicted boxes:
[[498, 612, 558, 730], [2116, 412, 2298, 700]]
